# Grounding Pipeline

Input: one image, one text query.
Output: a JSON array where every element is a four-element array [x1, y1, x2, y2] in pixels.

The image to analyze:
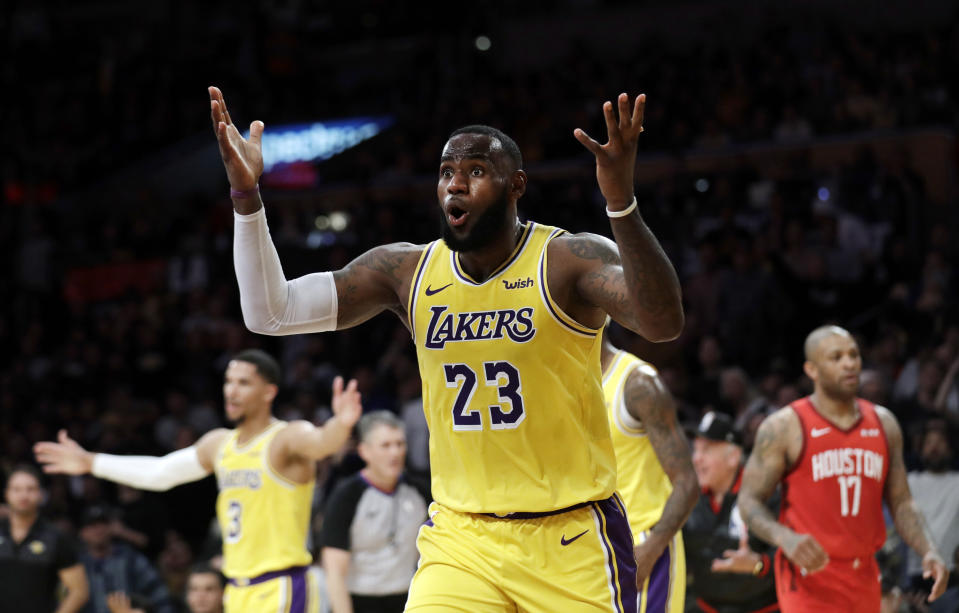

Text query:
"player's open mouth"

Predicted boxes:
[[447, 205, 469, 227]]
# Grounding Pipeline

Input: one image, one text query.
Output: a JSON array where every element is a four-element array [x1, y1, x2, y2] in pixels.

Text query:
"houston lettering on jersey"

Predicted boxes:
[[424, 305, 535, 349], [810, 447, 884, 482]]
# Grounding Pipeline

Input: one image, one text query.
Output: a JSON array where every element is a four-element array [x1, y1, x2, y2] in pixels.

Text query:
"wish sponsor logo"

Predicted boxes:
[[424, 305, 535, 349], [503, 277, 534, 290]]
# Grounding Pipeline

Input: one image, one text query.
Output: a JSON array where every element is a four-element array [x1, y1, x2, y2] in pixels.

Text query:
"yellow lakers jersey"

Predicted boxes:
[[603, 350, 673, 537], [214, 421, 313, 579], [408, 222, 616, 514]]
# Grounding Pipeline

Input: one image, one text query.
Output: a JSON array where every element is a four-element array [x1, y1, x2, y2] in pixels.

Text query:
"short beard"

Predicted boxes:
[[923, 455, 951, 472], [226, 414, 245, 427], [818, 378, 859, 403], [440, 187, 512, 253]]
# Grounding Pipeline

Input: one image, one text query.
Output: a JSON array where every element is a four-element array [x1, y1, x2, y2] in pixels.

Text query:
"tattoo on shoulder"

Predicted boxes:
[[624, 369, 674, 426], [356, 245, 419, 285], [566, 234, 621, 266]]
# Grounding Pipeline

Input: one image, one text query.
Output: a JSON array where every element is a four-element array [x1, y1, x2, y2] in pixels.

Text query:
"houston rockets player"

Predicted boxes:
[[739, 325, 949, 612], [211, 83, 684, 612]]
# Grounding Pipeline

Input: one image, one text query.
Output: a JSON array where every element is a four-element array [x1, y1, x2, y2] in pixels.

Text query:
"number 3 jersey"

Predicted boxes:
[[780, 396, 889, 559], [214, 421, 314, 579], [408, 222, 617, 515]]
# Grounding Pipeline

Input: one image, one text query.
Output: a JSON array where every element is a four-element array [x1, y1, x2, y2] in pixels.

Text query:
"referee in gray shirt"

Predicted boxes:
[[321, 411, 429, 613]]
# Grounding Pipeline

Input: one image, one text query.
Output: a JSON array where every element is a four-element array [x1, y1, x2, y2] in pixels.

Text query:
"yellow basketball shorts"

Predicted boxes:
[[633, 529, 685, 613], [406, 495, 638, 613], [223, 565, 321, 613]]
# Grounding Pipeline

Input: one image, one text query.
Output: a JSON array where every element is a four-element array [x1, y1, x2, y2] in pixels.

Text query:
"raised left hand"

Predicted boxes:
[[574, 93, 646, 210], [330, 376, 363, 429]]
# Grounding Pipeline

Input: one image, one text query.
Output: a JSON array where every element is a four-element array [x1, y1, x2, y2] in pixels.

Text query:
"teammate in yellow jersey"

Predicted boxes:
[[601, 326, 697, 613], [34, 349, 362, 613], [211, 83, 684, 612]]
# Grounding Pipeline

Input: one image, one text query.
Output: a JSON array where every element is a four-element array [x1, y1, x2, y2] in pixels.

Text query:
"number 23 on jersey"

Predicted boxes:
[[444, 361, 525, 431]]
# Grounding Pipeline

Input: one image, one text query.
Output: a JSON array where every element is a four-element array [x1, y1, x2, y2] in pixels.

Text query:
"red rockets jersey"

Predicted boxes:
[[780, 397, 889, 559]]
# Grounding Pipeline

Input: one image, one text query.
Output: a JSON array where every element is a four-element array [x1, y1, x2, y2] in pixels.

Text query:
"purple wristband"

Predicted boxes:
[[230, 184, 259, 199]]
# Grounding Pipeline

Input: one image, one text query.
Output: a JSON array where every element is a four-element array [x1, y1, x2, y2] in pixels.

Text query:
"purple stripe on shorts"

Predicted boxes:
[[598, 496, 638, 613], [289, 569, 307, 613], [424, 517, 434, 527], [645, 543, 672, 613]]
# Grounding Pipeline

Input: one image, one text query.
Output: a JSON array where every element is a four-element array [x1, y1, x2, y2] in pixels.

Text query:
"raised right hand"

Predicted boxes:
[[209, 86, 264, 191], [781, 531, 829, 574], [33, 429, 94, 475]]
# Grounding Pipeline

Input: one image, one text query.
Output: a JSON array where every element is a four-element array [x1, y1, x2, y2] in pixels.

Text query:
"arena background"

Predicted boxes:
[[3, 0, 958, 610]]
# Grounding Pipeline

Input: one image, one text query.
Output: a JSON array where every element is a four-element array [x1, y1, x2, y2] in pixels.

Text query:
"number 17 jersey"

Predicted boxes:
[[781, 396, 889, 558], [408, 222, 617, 515]]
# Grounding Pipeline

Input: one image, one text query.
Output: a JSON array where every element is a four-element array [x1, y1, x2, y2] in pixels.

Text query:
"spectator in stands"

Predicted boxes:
[[684, 412, 779, 612], [0, 464, 88, 613], [184, 564, 225, 613], [906, 421, 959, 588], [78, 505, 176, 613]]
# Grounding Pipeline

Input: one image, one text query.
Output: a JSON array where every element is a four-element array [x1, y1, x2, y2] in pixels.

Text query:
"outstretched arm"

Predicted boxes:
[[623, 365, 698, 584], [876, 406, 949, 602], [571, 94, 683, 341], [277, 377, 364, 462], [34, 429, 224, 491], [209, 86, 420, 334], [740, 410, 829, 573]]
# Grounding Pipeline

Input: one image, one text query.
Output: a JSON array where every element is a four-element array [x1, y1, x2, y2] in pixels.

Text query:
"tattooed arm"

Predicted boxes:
[[549, 227, 683, 342], [232, 185, 423, 334], [212, 86, 423, 334], [568, 93, 683, 341], [876, 406, 949, 601], [623, 366, 697, 583], [332, 243, 424, 329], [740, 409, 830, 573]]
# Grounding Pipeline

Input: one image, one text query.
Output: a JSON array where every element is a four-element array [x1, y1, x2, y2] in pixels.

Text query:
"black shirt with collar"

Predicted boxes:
[[0, 517, 81, 613], [682, 469, 780, 613]]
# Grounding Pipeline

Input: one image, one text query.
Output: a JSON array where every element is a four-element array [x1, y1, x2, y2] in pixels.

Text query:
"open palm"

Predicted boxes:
[[209, 86, 264, 191], [331, 376, 363, 430]]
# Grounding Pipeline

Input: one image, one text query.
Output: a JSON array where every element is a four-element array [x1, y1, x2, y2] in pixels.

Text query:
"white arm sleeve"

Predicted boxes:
[[91, 446, 210, 491], [233, 207, 338, 335]]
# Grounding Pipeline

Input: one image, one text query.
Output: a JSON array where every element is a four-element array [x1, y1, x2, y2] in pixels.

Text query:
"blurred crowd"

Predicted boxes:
[[2, 1, 959, 612]]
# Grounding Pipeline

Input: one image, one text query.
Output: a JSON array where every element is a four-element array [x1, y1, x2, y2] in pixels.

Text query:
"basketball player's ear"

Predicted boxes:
[[802, 361, 817, 383], [510, 170, 527, 199], [264, 383, 279, 404]]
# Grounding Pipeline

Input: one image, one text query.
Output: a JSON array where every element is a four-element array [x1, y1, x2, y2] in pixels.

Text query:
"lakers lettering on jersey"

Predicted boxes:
[[215, 421, 313, 579], [408, 222, 617, 514], [602, 350, 673, 537]]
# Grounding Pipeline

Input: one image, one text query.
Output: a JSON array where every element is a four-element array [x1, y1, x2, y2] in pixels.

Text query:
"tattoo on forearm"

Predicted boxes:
[[628, 373, 697, 538], [892, 500, 933, 555], [739, 414, 791, 547], [609, 214, 682, 319]]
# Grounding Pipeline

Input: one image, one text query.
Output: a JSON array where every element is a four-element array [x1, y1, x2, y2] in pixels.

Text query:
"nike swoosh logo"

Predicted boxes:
[[561, 529, 589, 546], [425, 283, 453, 296], [810, 427, 831, 438]]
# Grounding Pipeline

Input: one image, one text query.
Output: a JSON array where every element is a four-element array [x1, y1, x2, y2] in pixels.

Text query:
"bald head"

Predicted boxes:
[[804, 325, 853, 362]]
